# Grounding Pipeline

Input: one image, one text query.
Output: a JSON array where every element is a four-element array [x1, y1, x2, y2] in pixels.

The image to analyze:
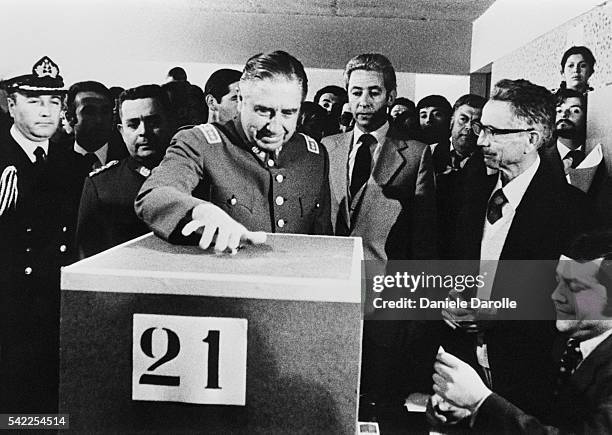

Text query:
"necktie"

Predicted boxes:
[[33, 146, 47, 166], [83, 153, 100, 170], [350, 134, 375, 200], [554, 338, 582, 396], [564, 149, 586, 169], [486, 188, 508, 225], [450, 149, 463, 171]]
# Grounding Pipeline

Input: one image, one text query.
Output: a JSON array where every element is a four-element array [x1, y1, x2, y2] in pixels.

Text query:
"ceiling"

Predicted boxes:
[[184, 0, 496, 21]]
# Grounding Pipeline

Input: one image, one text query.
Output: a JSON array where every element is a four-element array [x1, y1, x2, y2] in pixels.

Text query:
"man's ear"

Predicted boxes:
[[117, 123, 123, 135], [7, 97, 16, 118], [205, 94, 218, 112], [387, 89, 397, 107], [525, 130, 542, 153]]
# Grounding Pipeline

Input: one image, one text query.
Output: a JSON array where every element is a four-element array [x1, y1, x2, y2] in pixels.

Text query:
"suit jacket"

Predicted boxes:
[[475, 333, 612, 434], [540, 143, 612, 229], [0, 129, 85, 413], [322, 127, 436, 261], [448, 157, 592, 417], [76, 157, 151, 258], [136, 120, 332, 239]]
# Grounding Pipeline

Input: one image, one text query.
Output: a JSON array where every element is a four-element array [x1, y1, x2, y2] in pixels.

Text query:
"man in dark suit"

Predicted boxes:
[[76, 85, 173, 258], [321, 53, 437, 421], [434, 94, 487, 258], [64, 80, 128, 171], [0, 57, 84, 412], [444, 79, 591, 417], [432, 230, 612, 434], [541, 88, 612, 228], [321, 53, 436, 261]]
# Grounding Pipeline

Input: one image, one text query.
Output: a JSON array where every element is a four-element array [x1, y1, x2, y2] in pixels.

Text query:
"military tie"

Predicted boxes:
[[33, 146, 47, 167], [554, 338, 582, 396], [350, 133, 376, 201], [486, 188, 508, 225], [563, 149, 586, 169]]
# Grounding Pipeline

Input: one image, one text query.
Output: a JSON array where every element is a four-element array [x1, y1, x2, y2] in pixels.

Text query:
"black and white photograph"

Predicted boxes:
[[1, 0, 611, 432]]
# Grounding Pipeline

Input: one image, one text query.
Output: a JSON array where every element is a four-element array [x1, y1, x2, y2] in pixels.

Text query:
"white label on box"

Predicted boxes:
[[132, 314, 247, 405]]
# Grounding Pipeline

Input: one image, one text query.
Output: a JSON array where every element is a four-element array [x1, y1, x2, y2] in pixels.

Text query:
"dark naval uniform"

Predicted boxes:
[[0, 129, 84, 412], [76, 157, 153, 258], [135, 118, 333, 241]]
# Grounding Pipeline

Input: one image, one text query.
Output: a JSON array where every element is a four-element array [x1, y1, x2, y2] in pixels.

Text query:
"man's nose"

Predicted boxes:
[[266, 114, 283, 134], [476, 131, 488, 147], [551, 282, 567, 304]]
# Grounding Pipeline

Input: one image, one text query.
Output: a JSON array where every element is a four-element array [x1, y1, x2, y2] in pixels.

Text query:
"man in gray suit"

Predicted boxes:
[[322, 53, 438, 418], [321, 53, 436, 261]]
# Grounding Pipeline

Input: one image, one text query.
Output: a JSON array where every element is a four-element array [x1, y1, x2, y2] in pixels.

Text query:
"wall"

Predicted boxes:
[[490, 2, 612, 90]]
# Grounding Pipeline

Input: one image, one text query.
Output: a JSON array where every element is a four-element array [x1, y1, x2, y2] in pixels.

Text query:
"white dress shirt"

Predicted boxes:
[[478, 156, 540, 299], [10, 125, 49, 163]]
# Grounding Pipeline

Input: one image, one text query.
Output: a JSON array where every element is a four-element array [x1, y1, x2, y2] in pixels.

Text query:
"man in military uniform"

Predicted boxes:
[[0, 57, 83, 412], [76, 85, 173, 258], [136, 51, 333, 251]]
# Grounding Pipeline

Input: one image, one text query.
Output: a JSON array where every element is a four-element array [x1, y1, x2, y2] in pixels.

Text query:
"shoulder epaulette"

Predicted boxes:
[[89, 160, 119, 177], [300, 133, 320, 154], [196, 123, 222, 144], [176, 124, 196, 132]]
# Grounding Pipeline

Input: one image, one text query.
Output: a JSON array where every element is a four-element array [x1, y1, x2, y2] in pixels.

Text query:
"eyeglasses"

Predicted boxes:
[[472, 122, 535, 137]]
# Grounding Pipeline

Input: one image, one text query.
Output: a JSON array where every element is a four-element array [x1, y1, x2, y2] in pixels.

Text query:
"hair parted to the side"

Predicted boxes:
[[205, 69, 242, 102], [490, 79, 556, 145], [567, 230, 612, 316], [554, 88, 586, 107], [65, 81, 113, 124], [343, 53, 396, 93], [560, 46, 596, 72], [453, 93, 486, 112], [117, 84, 170, 120], [314, 85, 348, 106], [241, 51, 308, 100]]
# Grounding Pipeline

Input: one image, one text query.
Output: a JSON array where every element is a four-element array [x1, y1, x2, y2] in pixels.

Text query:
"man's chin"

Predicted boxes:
[[255, 138, 284, 152]]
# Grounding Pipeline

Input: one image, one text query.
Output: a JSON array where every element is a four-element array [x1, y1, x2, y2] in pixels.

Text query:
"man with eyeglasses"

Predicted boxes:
[[442, 79, 592, 418]]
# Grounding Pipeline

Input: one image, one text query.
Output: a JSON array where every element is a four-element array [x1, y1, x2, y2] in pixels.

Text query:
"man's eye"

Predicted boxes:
[[572, 108, 582, 115]]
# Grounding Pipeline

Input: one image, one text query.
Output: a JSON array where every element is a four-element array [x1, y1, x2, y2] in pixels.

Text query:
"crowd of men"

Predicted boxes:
[[1, 45, 611, 433]]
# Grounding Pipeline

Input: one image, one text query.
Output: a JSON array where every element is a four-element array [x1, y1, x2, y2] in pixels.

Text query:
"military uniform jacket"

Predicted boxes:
[[135, 118, 333, 241], [0, 128, 84, 412], [76, 157, 152, 258]]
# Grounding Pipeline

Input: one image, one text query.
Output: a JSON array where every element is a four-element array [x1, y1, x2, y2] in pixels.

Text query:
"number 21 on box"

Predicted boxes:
[[132, 314, 247, 405]]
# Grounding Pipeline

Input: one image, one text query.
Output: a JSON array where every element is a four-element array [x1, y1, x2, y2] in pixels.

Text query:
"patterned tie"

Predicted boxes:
[[564, 149, 586, 169], [486, 188, 508, 225], [350, 134, 375, 200], [33, 146, 47, 166], [554, 338, 583, 396]]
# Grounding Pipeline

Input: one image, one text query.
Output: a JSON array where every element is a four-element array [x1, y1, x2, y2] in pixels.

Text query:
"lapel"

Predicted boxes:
[[350, 131, 410, 228], [327, 132, 351, 230], [587, 143, 612, 197], [567, 333, 612, 397]]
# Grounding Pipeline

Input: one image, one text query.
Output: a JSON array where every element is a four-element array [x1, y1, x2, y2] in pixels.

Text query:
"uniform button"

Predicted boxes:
[[24, 267, 33, 275], [275, 196, 284, 206], [277, 219, 285, 228], [25, 248, 31, 253], [62, 226, 68, 232], [267, 159, 275, 167], [315, 202, 320, 208], [230, 196, 238, 205], [26, 227, 32, 233], [60, 244, 67, 253], [276, 174, 284, 183]]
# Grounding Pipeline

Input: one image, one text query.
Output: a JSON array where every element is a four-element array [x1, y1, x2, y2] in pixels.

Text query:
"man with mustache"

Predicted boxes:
[[434, 94, 487, 258], [541, 88, 612, 227], [136, 51, 332, 251], [76, 85, 173, 258], [321, 53, 437, 419], [430, 230, 612, 434], [446, 79, 591, 417]]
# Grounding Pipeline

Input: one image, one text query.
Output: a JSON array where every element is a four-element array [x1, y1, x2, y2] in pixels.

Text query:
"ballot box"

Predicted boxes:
[[59, 233, 363, 433]]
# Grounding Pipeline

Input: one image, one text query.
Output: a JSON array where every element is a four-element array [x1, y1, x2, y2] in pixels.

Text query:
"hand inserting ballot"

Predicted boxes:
[[182, 203, 267, 253]]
